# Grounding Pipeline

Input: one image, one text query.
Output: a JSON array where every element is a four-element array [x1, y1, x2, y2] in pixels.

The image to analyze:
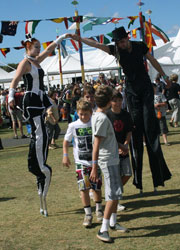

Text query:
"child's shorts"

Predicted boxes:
[[76, 163, 102, 191], [119, 156, 132, 177], [159, 116, 168, 134], [100, 164, 123, 201]]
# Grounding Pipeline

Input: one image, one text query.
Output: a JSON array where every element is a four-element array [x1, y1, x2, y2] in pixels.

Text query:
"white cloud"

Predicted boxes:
[[113, 12, 120, 18], [167, 25, 180, 35]]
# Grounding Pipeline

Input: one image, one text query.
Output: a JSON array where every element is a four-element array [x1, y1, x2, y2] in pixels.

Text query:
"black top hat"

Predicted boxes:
[[112, 26, 128, 42]]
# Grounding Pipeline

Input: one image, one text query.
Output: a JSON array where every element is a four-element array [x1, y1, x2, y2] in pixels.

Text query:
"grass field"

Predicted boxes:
[[0, 122, 180, 250]]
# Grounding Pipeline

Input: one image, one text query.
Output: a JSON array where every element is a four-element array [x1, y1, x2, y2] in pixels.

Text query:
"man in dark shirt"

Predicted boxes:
[[165, 73, 180, 127], [68, 26, 172, 192]]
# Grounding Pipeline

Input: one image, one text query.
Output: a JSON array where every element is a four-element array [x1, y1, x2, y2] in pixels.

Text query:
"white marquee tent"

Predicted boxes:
[[149, 30, 180, 81]]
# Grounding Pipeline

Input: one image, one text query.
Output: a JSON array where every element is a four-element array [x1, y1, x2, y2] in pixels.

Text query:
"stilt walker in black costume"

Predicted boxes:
[[8, 34, 68, 216], [68, 26, 172, 192]]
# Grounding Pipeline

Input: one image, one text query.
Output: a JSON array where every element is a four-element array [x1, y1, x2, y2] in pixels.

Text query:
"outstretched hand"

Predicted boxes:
[[66, 33, 81, 41]]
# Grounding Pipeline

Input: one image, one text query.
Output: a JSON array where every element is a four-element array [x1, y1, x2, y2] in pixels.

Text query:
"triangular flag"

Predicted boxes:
[[50, 17, 64, 23], [60, 40, 68, 58], [107, 32, 113, 38], [70, 39, 79, 51], [42, 41, 55, 56], [64, 17, 69, 29], [150, 23, 170, 43], [0, 48, 10, 57], [127, 16, 138, 29], [14, 46, 24, 50], [132, 29, 137, 38]]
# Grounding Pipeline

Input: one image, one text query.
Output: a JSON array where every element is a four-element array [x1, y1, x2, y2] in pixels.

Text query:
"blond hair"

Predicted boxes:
[[76, 98, 92, 112]]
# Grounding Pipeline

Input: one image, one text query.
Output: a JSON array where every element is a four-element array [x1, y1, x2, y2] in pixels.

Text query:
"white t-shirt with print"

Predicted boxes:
[[64, 119, 92, 166]]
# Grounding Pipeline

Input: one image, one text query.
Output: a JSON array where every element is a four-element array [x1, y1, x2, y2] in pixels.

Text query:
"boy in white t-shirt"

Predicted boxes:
[[62, 99, 102, 228]]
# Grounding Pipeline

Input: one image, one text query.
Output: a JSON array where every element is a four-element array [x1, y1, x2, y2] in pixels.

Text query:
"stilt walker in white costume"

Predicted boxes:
[[8, 34, 67, 216]]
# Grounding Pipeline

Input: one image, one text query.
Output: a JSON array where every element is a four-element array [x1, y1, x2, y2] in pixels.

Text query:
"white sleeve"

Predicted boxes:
[[64, 123, 74, 142]]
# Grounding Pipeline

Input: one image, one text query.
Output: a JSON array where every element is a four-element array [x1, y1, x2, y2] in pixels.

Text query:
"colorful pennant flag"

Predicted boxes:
[[139, 12, 145, 42], [0, 48, 10, 57], [60, 40, 68, 58], [145, 21, 156, 52], [132, 29, 137, 38], [95, 35, 110, 44], [42, 41, 55, 56], [68, 16, 83, 23], [25, 20, 40, 36], [111, 18, 124, 24], [82, 22, 93, 33], [64, 17, 69, 29], [127, 16, 138, 29], [70, 39, 79, 51], [150, 23, 170, 43], [50, 17, 64, 23], [14, 46, 24, 50], [1, 21, 18, 36]]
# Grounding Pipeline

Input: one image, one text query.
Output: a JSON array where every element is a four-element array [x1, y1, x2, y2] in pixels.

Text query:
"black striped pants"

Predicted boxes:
[[28, 114, 52, 197]]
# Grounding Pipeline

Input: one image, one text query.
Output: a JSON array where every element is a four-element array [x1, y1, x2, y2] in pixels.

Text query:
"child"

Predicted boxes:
[[73, 84, 96, 121], [107, 90, 133, 211], [62, 99, 103, 228], [90, 85, 128, 243], [46, 90, 61, 149], [153, 84, 170, 146], [73, 85, 97, 200]]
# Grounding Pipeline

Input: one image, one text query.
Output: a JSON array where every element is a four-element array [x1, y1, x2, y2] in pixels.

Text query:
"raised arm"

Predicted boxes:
[[9, 59, 30, 108], [67, 34, 110, 54], [37, 34, 68, 63], [146, 52, 171, 88]]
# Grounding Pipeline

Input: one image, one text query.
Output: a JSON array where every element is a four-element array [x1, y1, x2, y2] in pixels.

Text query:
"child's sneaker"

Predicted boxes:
[[110, 223, 129, 232], [96, 210, 103, 222], [97, 230, 112, 242], [117, 204, 126, 211], [83, 215, 93, 228]]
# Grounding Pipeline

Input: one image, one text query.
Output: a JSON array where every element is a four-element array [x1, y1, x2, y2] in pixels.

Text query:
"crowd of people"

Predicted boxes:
[[1, 26, 180, 243]]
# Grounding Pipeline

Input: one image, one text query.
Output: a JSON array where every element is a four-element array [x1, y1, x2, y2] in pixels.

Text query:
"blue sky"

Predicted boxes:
[[0, 0, 180, 65]]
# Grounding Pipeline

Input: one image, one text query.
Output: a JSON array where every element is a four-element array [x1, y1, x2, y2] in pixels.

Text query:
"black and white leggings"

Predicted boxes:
[[28, 115, 52, 197]]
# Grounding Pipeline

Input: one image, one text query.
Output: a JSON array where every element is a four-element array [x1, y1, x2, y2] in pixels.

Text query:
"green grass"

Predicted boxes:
[[0, 122, 180, 250]]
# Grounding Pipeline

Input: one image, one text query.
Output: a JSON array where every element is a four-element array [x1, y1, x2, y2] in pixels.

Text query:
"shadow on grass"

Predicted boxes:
[[168, 140, 180, 145], [124, 188, 180, 200], [0, 197, 16, 202], [122, 194, 180, 212], [118, 223, 180, 238], [118, 210, 180, 223], [53, 204, 106, 216]]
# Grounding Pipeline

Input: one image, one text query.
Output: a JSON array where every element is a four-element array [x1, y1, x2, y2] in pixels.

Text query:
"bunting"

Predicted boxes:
[[0, 48, 10, 57], [95, 35, 110, 44], [1, 21, 18, 36], [70, 39, 79, 51], [150, 23, 170, 43], [25, 20, 40, 36], [127, 16, 138, 29], [60, 40, 68, 58], [132, 29, 137, 38], [42, 41, 56, 56], [145, 21, 156, 52]]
